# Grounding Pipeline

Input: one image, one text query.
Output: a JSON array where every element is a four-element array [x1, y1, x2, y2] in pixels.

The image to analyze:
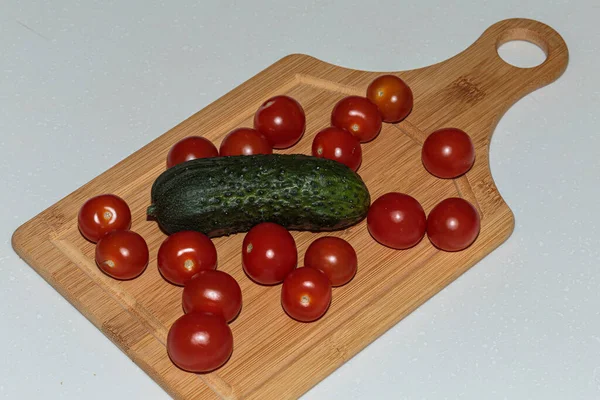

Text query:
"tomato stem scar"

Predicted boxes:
[[184, 259, 194, 271]]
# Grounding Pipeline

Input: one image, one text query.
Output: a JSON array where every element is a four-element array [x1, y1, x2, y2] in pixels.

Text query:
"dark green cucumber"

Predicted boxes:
[[147, 154, 370, 237]]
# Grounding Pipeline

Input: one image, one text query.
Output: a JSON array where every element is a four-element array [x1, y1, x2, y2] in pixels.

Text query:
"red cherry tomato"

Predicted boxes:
[[281, 267, 332, 322], [219, 128, 273, 156], [366, 75, 413, 123], [422, 128, 475, 178], [78, 194, 131, 243], [331, 96, 382, 143], [167, 312, 233, 373], [182, 270, 242, 323], [254, 95, 306, 149], [95, 230, 149, 280], [427, 197, 480, 251], [167, 136, 218, 168], [367, 192, 427, 250], [242, 222, 297, 285], [157, 231, 218, 286], [304, 237, 357, 287], [311, 127, 362, 171]]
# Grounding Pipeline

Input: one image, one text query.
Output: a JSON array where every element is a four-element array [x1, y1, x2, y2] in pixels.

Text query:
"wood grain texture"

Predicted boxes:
[[12, 18, 568, 400]]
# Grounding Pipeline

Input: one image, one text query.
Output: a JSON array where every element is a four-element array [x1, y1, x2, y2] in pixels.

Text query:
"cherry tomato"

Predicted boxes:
[[95, 230, 149, 280], [167, 136, 218, 168], [366, 75, 413, 123], [311, 127, 362, 171], [167, 312, 233, 373], [304, 237, 357, 287], [331, 96, 382, 143], [254, 95, 306, 149], [219, 128, 273, 156], [78, 194, 131, 243], [427, 197, 480, 251], [367, 192, 427, 250], [422, 128, 475, 178], [182, 270, 242, 323], [157, 231, 218, 286], [281, 267, 332, 322], [242, 222, 297, 285]]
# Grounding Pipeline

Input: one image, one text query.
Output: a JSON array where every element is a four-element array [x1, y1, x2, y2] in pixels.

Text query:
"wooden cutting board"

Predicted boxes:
[[12, 18, 568, 400]]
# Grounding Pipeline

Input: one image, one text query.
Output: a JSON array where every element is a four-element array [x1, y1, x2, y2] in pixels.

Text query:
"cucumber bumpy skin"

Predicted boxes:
[[147, 154, 371, 237]]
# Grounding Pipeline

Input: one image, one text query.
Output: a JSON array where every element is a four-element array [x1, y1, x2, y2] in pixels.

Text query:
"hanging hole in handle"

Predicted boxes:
[[496, 28, 549, 69], [498, 40, 547, 68]]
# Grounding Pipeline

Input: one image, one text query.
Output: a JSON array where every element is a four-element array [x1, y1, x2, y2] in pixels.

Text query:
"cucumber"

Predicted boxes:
[[147, 154, 371, 237]]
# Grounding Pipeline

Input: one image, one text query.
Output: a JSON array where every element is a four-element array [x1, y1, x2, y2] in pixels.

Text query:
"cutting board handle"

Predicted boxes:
[[466, 19, 569, 145], [400, 18, 569, 145], [478, 18, 568, 83]]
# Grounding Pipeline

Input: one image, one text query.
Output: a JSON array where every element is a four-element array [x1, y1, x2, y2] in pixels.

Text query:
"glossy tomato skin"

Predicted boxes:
[[219, 128, 273, 156], [157, 231, 218, 286], [182, 270, 242, 323], [254, 95, 306, 149], [427, 197, 480, 251], [422, 128, 475, 179], [331, 96, 382, 143], [167, 312, 233, 373], [281, 267, 332, 322], [304, 237, 357, 286], [242, 222, 297, 285], [367, 192, 427, 250], [366, 75, 413, 123], [95, 230, 149, 280], [78, 194, 131, 243], [311, 127, 362, 171], [167, 136, 218, 168]]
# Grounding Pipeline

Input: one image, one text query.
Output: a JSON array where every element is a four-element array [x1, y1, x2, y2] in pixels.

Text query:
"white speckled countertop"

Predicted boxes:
[[1, 1, 599, 399]]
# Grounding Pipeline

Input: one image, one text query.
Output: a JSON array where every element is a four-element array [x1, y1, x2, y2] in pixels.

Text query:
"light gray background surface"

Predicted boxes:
[[1, 1, 598, 399]]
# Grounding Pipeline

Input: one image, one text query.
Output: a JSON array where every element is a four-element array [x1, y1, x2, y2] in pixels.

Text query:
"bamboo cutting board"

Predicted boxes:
[[12, 18, 568, 399]]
